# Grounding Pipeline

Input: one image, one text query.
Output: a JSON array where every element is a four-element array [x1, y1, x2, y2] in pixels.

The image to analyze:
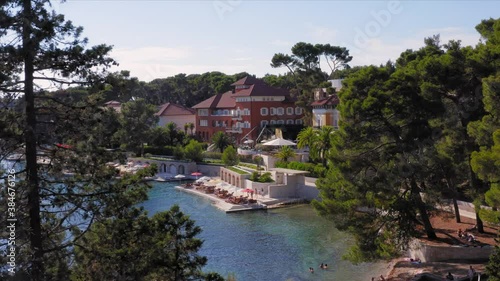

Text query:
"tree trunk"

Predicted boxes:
[[476, 210, 484, 233], [411, 178, 437, 239], [23, 0, 43, 278], [469, 165, 485, 233], [452, 197, 461, 223], [446, 176, 461, 223]]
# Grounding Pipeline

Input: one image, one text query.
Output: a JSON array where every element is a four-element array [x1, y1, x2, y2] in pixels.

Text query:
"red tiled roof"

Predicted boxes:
[[231, 76, 265, 86], [310, 94, 340, 106], [192, 76, 291, 109], [156, 103, 196, 116], [104, 100, 121, 106], [191, 91, 236, 109], [231, 83, 290, 97]]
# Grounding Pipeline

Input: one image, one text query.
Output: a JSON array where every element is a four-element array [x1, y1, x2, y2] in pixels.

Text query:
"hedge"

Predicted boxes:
[[275, 161, 326, 178]]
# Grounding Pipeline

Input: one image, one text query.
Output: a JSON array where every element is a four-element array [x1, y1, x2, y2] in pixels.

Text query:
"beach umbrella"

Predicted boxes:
[[243, 139, 254, 144], [191, 172, 202, 179], [241, 188, 254, 193], [262, 138, 296, 146], [174, 174, 186, 179]]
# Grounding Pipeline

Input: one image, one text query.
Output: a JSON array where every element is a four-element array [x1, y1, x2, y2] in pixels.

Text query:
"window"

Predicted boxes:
[[260, 107, 268, 116], [270, 107, 276, 116], [270, 120, 276, 125], [295, 119, 303, 125], [200, 120, 208, 127], [277, 120, 285, 125], [295, 107, 303, 115], [286, 107, 294, 115], [277, 107, 284, 116], [243, 108, 250, 115], [198, 109, 208, 116], [223, 109, 229, 116], [260, 120, 269, 127], [244, 121, 250, 128], [286, 119, 294, 124]]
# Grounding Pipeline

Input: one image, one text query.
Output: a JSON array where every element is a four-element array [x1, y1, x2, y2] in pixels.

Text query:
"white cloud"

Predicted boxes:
[[306, 23, 338, 43], [112, 46, 192, 64], [232, 57, 253, 61], [270, 39, 293, 47], [344, 26, 481, 67], [417, 27, 480, 47]]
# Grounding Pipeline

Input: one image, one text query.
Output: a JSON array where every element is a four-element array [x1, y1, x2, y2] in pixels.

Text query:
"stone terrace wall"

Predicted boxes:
[[410, 240, 493, 262]]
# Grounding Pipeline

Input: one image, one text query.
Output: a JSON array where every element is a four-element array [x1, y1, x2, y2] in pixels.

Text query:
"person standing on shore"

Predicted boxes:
[[468, 266, 475, 281]]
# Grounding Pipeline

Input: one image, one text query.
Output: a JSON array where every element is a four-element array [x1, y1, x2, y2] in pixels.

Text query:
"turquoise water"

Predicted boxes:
[[143, 182, 384, 281]]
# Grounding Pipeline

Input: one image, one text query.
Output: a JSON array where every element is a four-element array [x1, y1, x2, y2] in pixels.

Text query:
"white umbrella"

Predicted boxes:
[[262, 138, 296, 146], [243, 139, 254, 144], [174, 174, 186, 179]]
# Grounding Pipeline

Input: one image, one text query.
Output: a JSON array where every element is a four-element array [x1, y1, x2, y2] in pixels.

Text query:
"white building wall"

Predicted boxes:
[[158, 115, 196, 132]]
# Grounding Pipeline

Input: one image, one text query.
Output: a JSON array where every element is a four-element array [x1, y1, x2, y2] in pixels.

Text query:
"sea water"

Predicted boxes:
[[143, 182, 385, 281]]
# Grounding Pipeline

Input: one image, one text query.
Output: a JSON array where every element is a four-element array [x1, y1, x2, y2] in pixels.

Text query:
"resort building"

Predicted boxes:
[[192, 76, 304, 143], [104, 100, 122, 113], [311, 79, 343, 129], [156, 102, 196, 133]]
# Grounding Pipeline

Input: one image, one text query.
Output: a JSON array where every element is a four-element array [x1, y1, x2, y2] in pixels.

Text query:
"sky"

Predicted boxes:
[[55, 1, 500, 82]]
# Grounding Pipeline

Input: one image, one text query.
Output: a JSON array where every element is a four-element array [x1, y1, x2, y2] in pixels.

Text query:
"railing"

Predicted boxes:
[[226, 127, 242, 133]]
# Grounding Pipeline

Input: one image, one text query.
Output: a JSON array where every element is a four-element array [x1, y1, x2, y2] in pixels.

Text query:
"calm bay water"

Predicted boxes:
[[142, 182, 384, 281]]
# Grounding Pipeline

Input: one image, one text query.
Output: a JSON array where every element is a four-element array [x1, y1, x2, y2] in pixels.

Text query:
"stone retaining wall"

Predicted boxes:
[[410, 240, 494, 262]]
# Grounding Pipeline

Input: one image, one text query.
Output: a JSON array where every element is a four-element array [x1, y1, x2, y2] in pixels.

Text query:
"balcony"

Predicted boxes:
[[226, 127, 242, 133], [231, 114, 242, 120]]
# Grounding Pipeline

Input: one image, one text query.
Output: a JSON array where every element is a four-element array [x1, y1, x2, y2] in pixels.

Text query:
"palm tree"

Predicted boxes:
[[188, 122, 195, 135], [297, 126, 318, 161], [184, 123, 189, 135], [212, 131, 231, 153], [316, 126, 335, 166], [275, 145, 296, 163]]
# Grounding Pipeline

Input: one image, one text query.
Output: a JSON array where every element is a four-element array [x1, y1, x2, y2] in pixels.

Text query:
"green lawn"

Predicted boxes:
[[226, 166, 250, 175]]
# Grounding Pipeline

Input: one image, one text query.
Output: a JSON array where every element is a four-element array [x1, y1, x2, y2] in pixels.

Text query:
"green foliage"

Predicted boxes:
[[274, 145, 296, 163], [143, 145, 175, 156], [258, 172, 274, 183], [203, 151, 223, 160], [173, 144, 185, 160], [249, 171, 260, 182], [116, 98, 159, 156], [270, 42, 352, 124], [297, 126, 337, 166], [314, 59, 445, 262], [248, 171, 273, 183], [222, 146, 239, 166], [225, 167, 249, 175], [72, 205, 210, 281], [184, 140, 204, 162], [212, 131, 232, 153], [204, 272, 226, 281], [275, 161, 326, 178], [487, 240, 500, 281]]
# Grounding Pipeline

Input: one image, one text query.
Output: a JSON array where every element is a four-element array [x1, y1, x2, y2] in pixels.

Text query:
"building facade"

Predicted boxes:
[[192, 76, 304, 143], [156, 103, 196, 133], [311, 79, 342, 129]]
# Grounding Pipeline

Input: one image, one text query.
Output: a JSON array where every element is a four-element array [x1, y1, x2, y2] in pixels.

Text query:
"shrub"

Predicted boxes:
[[249, 171, 259, 182], [222, 146, 239, 166], [143, 145, 175, 156], [184, 140, 203, 162], [274, 161, 324, 178], [258, 172, 273, 183], [248, 171, 273, 183], [203, 151, 222, 160], [173, 145, 184, 160]]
